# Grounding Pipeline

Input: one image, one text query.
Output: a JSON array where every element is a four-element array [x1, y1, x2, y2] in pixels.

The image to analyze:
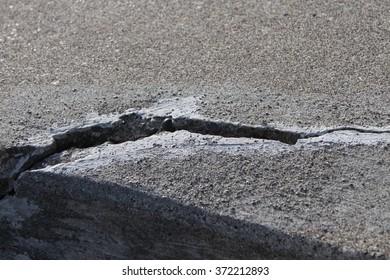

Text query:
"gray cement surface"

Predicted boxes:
[[0, 0, 389, 259]]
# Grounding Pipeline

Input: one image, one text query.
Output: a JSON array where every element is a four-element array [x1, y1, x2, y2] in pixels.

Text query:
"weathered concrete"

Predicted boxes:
[[1, 101, 389, 259], [1, 0, 389, 259]]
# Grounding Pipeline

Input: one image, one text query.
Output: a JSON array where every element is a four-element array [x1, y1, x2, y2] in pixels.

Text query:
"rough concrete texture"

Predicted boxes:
[[1, 0, 389, 259]]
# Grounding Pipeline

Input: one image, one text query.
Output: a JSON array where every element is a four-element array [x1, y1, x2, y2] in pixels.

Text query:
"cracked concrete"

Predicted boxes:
[[1, 98, 390, 259], [2, 97, 390, 197], [1, 0, 390, 259]]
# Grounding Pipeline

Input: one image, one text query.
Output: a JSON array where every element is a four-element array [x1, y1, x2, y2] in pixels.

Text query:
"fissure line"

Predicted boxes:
[[1, 112, 390, 198]]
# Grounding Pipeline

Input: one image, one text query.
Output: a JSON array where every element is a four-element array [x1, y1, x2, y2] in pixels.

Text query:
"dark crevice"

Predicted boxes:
[[1, 112, 389, 259], [0, 113, 162, 198], [0, 144, 56, 198], [165, 117, 302, 145], [53, 113, 164, 150], [302, 126, 390, 139], [1, 112, 390, 198]]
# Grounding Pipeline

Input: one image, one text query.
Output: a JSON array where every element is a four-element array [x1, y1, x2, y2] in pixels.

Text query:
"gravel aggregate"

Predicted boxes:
[[0, 0, 389, 259]]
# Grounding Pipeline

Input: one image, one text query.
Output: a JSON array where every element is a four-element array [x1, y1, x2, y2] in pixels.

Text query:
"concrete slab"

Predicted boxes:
[[1, 0, 389, 259]]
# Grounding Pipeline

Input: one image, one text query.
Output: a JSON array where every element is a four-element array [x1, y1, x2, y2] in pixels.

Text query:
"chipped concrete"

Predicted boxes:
[[1, 0, 389, 259], [2, 99, 390, 197], [1, 99, 390, 259]]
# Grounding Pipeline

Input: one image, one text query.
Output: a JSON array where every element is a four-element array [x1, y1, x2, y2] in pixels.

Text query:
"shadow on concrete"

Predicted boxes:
[[0, 171, 378, 259]]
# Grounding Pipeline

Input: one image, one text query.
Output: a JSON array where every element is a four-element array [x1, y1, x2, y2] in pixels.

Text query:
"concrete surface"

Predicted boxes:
[[0, 0, 389, 259]]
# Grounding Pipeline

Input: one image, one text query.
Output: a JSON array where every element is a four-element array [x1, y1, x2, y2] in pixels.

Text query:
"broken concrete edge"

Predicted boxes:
[[0, 141, 57, 197], [0, 119, 389, 199], [137, 97, 390, 138], [1, 96, 390, 197]]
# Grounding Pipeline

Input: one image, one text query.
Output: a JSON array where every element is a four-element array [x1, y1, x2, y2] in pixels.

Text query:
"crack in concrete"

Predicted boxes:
[[1, 109, 390, 198], [302, 126, 390, 139]]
